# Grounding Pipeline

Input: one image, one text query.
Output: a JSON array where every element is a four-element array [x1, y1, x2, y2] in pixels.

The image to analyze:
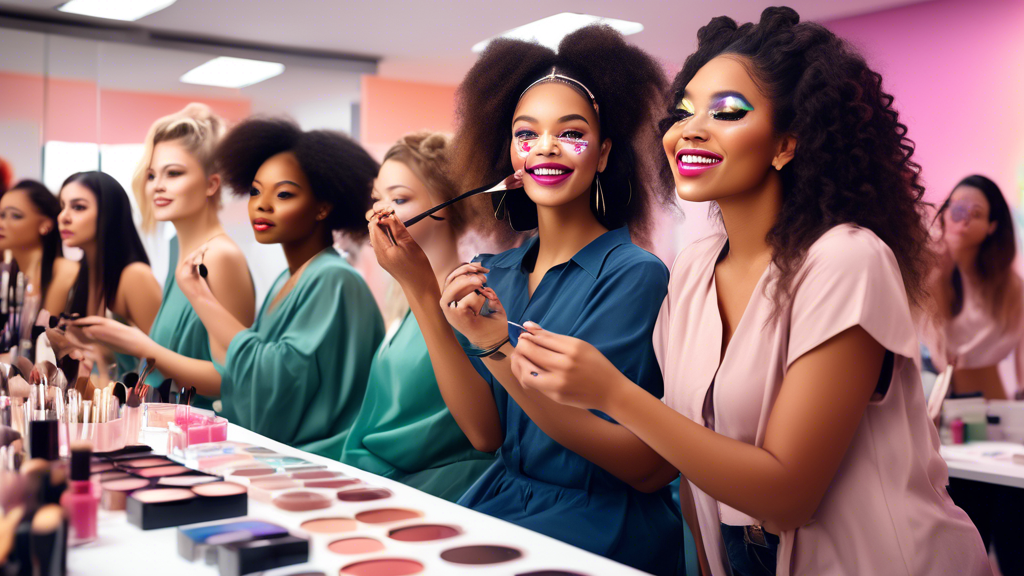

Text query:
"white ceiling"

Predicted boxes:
[[1, 0, 935, 84]]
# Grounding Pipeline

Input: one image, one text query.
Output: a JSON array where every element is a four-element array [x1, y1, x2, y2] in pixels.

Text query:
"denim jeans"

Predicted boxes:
[[721, 524, 779, 576]]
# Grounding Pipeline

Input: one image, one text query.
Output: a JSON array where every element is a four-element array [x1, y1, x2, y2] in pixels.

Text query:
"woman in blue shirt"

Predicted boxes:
[[369, 26, 683, 576]]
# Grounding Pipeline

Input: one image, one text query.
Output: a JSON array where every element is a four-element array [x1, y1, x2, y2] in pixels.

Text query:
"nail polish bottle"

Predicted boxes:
[[59, 441, 97, 545]]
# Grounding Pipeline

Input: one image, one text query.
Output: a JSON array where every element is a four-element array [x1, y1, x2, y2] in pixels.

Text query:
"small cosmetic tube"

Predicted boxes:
[[177, 519, 290, 562], [217, 535, 309, 576], [60, 441, 97, 545]]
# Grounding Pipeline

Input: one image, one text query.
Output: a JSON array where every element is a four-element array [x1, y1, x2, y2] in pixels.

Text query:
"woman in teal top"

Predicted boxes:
[[341, 132, 494, 500], [74, 104, 255, 409], [177, 117, 383, 457]]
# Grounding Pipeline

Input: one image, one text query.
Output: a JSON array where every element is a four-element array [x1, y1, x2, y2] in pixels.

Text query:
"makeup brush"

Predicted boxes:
[[401, 172, 523, 227], [157, 379, 172, 404], [123, 387, 142, 446]]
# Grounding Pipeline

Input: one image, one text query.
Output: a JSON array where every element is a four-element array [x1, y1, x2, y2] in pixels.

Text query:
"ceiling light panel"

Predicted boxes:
[[472, 13, 643, 53], [179, 57, 285, 89], [58, 0, 177, 21]]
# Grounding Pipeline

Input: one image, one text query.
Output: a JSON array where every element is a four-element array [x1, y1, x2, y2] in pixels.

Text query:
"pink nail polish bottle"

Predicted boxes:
[[60, 440, 98, 545]]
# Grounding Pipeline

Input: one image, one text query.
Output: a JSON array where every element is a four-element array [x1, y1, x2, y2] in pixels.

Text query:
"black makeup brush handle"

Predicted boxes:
[[401, 177, 507, 227]]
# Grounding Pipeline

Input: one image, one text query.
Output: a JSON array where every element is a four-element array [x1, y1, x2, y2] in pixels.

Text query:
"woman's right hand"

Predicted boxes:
[[439, 263, 509, 350]]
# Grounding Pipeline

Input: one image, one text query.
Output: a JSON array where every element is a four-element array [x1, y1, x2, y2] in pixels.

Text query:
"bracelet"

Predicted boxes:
[[468, 336, 510, 358]]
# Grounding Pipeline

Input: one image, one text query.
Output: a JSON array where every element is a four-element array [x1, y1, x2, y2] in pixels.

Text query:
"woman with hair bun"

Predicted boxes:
[[370, 25, 683, 576], [513, 8, 989, 575], [342, 131, 495, 502], [177, 117, 384, 457], [73, 104, 255, 410]]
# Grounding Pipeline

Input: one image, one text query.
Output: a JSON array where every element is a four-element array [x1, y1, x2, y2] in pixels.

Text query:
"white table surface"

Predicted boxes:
[[67, 423, 652, 576], [941, 442, 1024, 489]]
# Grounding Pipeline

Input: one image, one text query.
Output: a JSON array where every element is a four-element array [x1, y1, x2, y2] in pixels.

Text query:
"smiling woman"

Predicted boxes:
[[367, 25, 683, 576], [175, 117, 385, 458]]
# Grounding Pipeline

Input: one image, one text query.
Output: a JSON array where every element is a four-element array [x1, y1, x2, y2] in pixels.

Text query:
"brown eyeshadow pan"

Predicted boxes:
[[272, 490, 333, 512], [388, 524, 460, 542], [440, 545, 522, 565], [354, 508, 421, 524], [336, 488, 392, 502]]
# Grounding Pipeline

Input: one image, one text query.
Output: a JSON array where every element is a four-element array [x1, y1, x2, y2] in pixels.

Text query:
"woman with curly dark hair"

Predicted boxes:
[[176, 117, 385, 458], [513, 7, 989, 576], [369, 25, 683, 576]]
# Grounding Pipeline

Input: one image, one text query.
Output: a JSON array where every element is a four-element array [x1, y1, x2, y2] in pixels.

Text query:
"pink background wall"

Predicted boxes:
[[359, 75, 457, 160], [824, 0, 1024, 205]]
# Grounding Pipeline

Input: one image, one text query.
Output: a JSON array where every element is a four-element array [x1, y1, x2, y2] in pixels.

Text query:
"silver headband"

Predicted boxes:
[[519, 68, 599, 117]]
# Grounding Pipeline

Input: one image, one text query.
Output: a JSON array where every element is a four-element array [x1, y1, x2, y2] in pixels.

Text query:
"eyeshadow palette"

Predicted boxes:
[[127, 482, 248, 530]]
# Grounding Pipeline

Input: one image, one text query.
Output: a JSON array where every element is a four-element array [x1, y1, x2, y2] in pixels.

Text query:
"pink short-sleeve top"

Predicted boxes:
[[657, 224, 988, 575], [922, 275, 1024, 371]]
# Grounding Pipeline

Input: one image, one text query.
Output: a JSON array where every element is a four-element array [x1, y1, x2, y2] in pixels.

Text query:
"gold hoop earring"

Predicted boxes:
[[593, 175, 606, 217]]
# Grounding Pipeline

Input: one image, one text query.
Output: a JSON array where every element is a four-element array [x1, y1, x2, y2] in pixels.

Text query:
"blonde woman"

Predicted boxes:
[[73, 104, 255, 409]]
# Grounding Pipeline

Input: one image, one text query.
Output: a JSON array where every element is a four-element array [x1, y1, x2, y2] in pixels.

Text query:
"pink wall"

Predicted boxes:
[[824, 0, 1024, 205], [360, 75, 457, 159]]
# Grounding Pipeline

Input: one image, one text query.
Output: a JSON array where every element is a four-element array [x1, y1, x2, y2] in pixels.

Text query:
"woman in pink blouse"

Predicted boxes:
[[511, 7, 990, 576]]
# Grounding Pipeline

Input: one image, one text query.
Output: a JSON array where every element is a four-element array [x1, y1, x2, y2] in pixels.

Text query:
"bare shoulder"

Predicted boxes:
[[121, 261, 157, 283], [203, 235, 249, 271]]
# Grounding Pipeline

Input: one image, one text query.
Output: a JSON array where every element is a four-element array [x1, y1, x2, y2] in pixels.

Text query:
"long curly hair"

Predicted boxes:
[[216, 117, 379, 240], [663, 7, 931, 314], [450, 25, 673, 247]]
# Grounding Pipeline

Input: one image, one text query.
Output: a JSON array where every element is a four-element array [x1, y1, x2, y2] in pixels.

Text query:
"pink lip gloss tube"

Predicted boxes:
[[60, 440, 98, 545]]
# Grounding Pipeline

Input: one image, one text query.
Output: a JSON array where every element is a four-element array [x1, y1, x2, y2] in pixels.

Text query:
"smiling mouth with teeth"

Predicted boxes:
[[678, 155, 721, 165], [529, 167, 571, 175]]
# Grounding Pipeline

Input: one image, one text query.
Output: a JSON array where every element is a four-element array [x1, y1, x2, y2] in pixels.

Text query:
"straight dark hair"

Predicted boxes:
[[5, 179, 63, 297], [60, 171, 149, 314]]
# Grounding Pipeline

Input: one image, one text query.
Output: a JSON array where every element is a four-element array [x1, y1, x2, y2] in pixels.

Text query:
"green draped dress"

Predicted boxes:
[[341, 310, 495, 501], [214, 248, 384, 458]]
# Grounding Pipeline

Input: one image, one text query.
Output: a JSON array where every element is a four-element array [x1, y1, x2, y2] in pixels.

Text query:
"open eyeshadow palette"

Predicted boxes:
[[164, 440, 626, 576]]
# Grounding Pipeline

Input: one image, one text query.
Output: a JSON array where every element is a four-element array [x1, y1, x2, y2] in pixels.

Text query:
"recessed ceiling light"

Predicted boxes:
[[472, 13, 643, 54], [57, 0, 177, 21], [180, 57, 285, 89]]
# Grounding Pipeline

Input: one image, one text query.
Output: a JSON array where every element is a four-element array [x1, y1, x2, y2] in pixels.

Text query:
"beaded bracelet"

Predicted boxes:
[[468, 336, 510, 359]]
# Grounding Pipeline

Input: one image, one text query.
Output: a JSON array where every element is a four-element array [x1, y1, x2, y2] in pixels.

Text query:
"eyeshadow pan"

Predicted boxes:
[[102, 478, 152, 491], [101, 477, 152, 510], [251, 478, 300, 490], [340, 559, 423, 576], [299, 517, 357, 534], [90, 462, 114, 473], [230, 467, 276, 478], [92, 471, 129, 482], [137, 465, 191, 478], [132, 488, 197, 503], [328, 537, 385, 555], [305, 478, 360, 489], [441, 545, 522, 565], [191, 482, 247, 497], [337, 488, 392, 502], [272, 491, 332, 512], [290, 470, 342, 480], [354, 509, 421, 524], [389, 524, 460, 542], [158, 475, 219, 487]]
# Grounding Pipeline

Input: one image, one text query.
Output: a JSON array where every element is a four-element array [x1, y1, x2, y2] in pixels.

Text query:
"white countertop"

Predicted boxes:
[[67, 423, 651, 576], [941, 442, 1024, 489]]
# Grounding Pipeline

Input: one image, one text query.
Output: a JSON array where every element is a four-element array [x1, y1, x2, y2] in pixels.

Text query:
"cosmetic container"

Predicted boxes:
[[60, 441, 97, 545], [217, 535, 309, 576], [950, 418, 965, 444]]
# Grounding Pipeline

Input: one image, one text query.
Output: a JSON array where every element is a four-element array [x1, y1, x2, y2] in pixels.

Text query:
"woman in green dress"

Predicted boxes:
[[175, 117, 384, 457], [73, 104, 256, 410], [341, 132, 494, 499]]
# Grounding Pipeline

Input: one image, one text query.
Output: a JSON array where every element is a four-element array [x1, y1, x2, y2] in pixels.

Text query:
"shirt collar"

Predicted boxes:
[[486, 226, 632, 280]]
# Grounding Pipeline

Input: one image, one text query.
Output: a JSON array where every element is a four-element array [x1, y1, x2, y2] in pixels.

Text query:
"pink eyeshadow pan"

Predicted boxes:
[[273, 491, 333, 512], [389, 524, 460, 542], [337, 488, 392, 502], [157, 475, 218, 487], [340, 559, 423, 576], [90, 462, 114, 473], [300, 517, 357, 533], [229, 467, 276, 478], [306, 478, 360, 489], [251, 478, 300, 490], [102, 478, 152, 491], [131, 488, 197, 503], [92, 471, 129, 482], [328, 537, 385, 555], [136, 465, 191, 478], [191, 482, 247, 497], [354, 508, 421, 524]]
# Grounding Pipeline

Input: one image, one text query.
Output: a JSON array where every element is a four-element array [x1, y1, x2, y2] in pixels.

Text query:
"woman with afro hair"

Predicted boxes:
[[176, 117, 385, 458], [370, 25, 684, 576], [513, 7, 989, 575]]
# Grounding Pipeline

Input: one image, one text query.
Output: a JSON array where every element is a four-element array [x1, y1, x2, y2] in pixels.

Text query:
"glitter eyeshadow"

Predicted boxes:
[[711, 94, 754, 113], [676, 97, 695, 114]]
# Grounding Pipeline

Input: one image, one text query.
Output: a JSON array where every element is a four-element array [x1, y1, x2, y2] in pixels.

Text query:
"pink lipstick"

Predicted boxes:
[[676, 149, 723, 177], [526, 163, 573, 186]]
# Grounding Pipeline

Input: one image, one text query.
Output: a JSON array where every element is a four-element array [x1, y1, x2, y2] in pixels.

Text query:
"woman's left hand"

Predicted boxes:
[[70, 316, 153, 357], [511, 322, 625, 412], [176, 245, 213, 301]]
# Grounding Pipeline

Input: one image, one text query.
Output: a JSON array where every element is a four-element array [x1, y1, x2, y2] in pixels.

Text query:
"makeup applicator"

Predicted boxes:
[[400, 171, 523, 228]]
